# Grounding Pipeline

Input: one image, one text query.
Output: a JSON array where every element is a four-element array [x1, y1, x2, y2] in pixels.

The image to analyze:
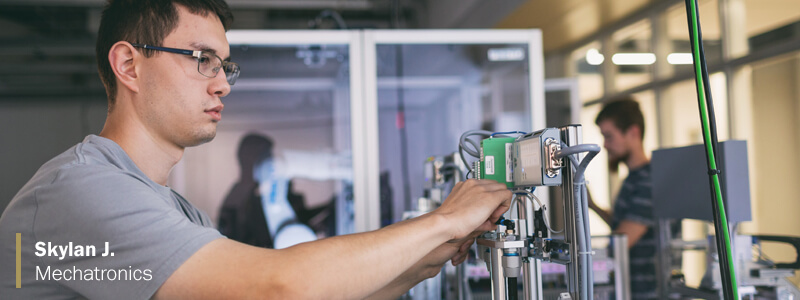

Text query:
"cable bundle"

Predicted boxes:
[[684, 0, 738, 298]]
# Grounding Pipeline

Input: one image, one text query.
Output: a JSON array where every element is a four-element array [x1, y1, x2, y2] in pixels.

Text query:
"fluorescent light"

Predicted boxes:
[[585, 48, 604, 65], [611, 53, 656, 65], [488, 47, 525, 62], [667, 53, 694, 65]]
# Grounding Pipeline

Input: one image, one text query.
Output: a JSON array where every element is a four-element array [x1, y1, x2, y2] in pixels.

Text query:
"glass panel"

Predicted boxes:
[[571, 41, 605, 102], [613, 19, 653, 92], [744, 0, 800, 52], [174, 44, 355, 247], [664, 0, 722, 77], [746, 52, 800, 285], [375, 43, 532, 224]]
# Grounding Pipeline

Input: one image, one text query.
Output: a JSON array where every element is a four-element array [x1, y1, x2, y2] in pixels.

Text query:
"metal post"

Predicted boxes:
[[656, 219, 673, 299], [560, 125, 583, 299], [518, 194, 543, 300], [490, 247, 508, 300], [612, 234, 631, 300], [522, 259, 543, 300]]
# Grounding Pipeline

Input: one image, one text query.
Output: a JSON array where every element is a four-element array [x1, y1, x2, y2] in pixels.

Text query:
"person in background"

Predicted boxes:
[[218, 134, 276, 248], [588, 97, 679, 299]]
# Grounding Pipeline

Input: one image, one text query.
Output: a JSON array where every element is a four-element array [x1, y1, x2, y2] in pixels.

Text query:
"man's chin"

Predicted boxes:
[[183, 129, 217, 147]]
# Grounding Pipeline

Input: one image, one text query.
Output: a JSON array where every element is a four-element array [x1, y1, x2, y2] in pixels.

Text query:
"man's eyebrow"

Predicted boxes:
[[190, 42, 231, 61]]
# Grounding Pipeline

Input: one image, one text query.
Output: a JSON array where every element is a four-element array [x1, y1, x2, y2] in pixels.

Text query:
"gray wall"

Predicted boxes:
[[0, 98, 107, 213]]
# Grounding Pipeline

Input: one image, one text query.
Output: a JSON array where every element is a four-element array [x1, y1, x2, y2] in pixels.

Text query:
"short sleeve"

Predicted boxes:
[[32, 165, 223, 299]]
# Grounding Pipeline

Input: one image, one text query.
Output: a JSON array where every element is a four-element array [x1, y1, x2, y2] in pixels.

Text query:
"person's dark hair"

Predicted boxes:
[[237, 134, 274, 168], [96, 0, 233, 111], [595, 97, 645, 139]]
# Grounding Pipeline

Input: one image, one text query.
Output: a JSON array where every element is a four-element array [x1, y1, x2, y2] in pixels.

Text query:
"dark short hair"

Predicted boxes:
[[95, 0, 233, 110], [237, 134, 274, 167], [595, 97, 645, 139]]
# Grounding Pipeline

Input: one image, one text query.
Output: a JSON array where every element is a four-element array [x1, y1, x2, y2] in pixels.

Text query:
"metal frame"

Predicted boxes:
[[362, 29, 546, 231], [544, 77, 581, 124], [225, 30, 370, 233], [227, 29, 546, 233]]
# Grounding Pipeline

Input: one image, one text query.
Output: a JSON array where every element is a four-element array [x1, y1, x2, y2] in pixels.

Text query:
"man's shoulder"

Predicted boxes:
[[5, 137, 155, 222], [23, 138, 144, 193], [628, 163, 652, 180]]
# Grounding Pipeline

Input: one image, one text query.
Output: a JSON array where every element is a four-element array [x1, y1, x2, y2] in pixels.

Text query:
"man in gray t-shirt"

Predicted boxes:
[[0, 0, 512, 299], [0, 135, 222, 299]]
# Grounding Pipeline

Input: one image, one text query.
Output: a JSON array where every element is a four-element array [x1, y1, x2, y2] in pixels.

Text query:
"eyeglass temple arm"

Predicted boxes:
[[130, 43, 200, 57]]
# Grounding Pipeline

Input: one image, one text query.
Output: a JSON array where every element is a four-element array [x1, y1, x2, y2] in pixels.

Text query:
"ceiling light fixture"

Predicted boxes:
[[667, 53, 694, 65], [585, 48, 604, 65], [611, 53, 656, 65]]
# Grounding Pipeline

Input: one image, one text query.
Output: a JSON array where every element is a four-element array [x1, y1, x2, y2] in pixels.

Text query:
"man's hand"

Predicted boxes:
[[367, 180, 509, 300], [365, 232, 479, 300], [433, 179, 512, 242]]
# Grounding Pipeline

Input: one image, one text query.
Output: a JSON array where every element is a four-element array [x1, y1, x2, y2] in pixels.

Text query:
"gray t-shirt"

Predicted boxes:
[[0, 135, 223, 299]]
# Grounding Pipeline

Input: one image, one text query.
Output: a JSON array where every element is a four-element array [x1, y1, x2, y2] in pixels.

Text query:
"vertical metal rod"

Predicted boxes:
[[523, 259, 543, 300], [490, 247, 508, 300], [612, 234, 631, 300], [656, 219, 673, 299], [456, 263, 466, 300], [518, 194, 543, 300], [560, 125, 582, 299]]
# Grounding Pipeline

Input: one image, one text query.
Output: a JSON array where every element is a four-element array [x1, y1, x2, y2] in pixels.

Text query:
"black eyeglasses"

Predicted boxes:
[[130, 43, 240, 85]]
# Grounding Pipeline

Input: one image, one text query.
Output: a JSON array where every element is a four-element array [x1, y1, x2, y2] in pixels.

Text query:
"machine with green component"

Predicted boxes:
[[475, 129, 563, 188], [478, 137, 515, 188]]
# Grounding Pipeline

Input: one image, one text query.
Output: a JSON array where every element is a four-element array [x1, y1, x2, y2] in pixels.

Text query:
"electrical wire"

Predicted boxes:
[[458, 145, 471, 170], [490, 131, 527, 137], [556, 142, 601, 184], [561, 142, 581, 168], [575, 147, 600, 185], [554, 144, 599, 160], [459, 130, 492, 157], [685, 0, 738, 298], [514, 190, 562, 234], [463, 137, 481, 158], [555, 141, 600, 299]]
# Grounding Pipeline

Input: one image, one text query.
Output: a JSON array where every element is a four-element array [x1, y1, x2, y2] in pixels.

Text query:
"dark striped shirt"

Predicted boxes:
[[611, 164, 659, 299]]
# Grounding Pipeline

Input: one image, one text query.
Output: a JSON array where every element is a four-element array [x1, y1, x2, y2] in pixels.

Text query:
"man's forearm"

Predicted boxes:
[[154, 216, 452, 300], [365, 265, 429, 300], [273, 213, 452, 299], [155, 179, 511, 300], [365, 237, 471, 300], [590, 205, 613, 226]]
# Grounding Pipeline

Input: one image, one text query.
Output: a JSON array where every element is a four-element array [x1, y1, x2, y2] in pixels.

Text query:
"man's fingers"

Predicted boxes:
[[475, 220, 495, 233], [459, 239, 473, 253], [451, 253, 468, 266], [488, 198, 511, 224]]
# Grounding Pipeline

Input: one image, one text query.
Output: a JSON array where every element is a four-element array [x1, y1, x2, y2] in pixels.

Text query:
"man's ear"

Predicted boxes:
[[108, 41, 140, 94], [626, 125, 642, 141]]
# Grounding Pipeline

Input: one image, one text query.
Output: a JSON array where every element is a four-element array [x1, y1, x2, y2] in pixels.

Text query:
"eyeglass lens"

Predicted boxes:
[[196, 52, 239, 85]]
